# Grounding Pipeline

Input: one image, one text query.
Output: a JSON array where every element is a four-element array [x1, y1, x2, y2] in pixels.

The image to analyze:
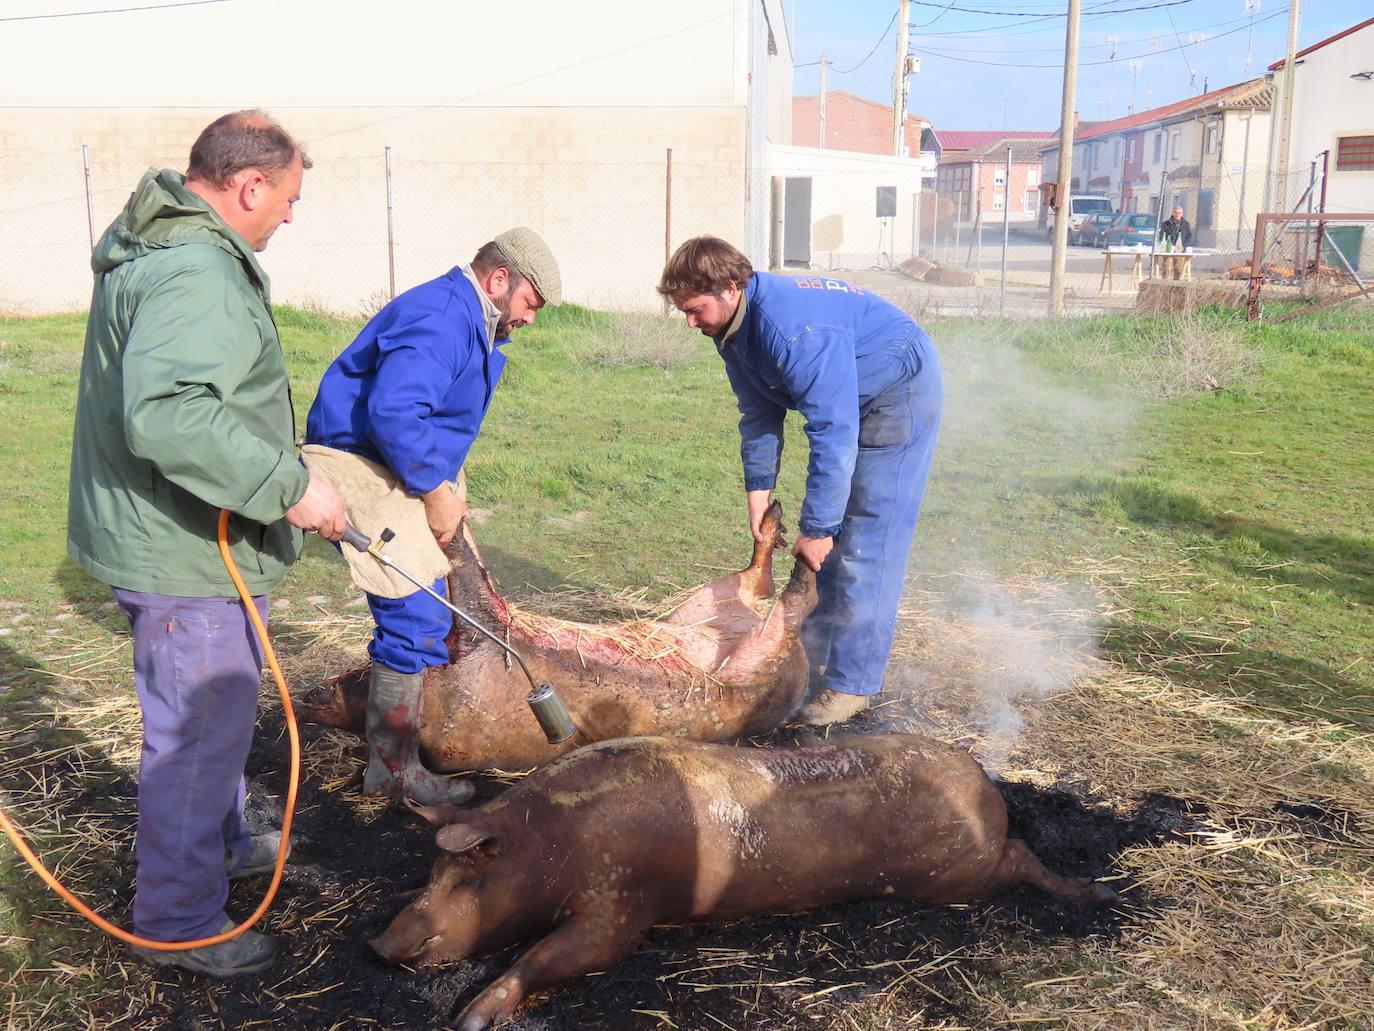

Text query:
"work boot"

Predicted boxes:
[[797, 688, 872, 727], [226, 831, 291, 881], [364, 665, 475, 806], [130, 917, 277, 977]]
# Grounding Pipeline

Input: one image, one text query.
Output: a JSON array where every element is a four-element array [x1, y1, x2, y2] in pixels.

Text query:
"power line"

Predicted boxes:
[[0, 0, 229, 21], [907, 0, 1200, 17], [912, 7, 1283, 68], [798, 6, 899, 72], [910, 7, 1281, 54]]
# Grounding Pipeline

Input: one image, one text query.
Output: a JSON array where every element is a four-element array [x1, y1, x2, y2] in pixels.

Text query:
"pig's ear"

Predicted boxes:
[[405, 798, 467, 826], [435, 823, 496, 856]]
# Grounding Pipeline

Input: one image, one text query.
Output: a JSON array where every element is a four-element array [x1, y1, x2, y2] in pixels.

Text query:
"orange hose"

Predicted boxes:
[[0, 508, 300, 951]]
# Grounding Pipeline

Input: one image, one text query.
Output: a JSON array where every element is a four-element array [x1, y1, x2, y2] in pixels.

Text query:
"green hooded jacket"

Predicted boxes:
[[67, 168, 309, 597]]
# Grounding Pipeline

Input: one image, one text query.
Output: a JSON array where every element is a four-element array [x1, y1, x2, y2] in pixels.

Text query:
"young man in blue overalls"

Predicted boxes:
[[659, 237, 942, 725]]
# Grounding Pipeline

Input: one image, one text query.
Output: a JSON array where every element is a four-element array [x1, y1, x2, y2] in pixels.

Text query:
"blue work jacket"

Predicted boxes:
[[717, 271, 925, 538], [305, 268, 506, 494]]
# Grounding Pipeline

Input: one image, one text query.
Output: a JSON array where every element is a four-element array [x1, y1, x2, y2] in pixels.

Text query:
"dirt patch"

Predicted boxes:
[[89, 712, 1196, 1031]]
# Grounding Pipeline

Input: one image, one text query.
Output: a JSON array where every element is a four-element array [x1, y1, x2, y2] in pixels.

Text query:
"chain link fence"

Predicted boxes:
[[894, 162, 1350, 313], [1, 146, 733, 316]]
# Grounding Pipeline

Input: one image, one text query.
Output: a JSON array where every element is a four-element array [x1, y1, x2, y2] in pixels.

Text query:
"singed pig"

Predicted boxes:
[[299, 502, 818, 771], [372, 734, 1116, 1031]]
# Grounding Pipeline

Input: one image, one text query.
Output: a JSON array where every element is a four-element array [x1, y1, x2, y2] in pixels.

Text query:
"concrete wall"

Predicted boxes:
[[0, 106, 747, 313]]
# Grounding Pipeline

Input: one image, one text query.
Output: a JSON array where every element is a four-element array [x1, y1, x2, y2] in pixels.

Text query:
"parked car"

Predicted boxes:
[[1101, 213, 1158, 248], [1073, 212, 1119, 247], [1057, 194, 1114, 237]]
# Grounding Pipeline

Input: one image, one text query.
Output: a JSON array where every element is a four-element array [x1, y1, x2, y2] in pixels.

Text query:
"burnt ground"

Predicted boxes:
[[87, 712, 1204, 1031]]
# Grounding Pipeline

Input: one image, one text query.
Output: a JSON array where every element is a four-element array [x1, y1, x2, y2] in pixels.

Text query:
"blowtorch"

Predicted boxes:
[[339, 524, 577, 745]]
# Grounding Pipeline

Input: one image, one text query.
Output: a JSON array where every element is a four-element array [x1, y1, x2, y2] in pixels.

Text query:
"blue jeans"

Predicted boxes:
[[366, 576, 452, 672], [801, 335, 943, 697], [113, 588, 268, 942]]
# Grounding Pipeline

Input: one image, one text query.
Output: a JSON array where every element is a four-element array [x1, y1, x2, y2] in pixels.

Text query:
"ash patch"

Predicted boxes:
[[749, 744, 879, 785], [91, 716, 1200, 1031]]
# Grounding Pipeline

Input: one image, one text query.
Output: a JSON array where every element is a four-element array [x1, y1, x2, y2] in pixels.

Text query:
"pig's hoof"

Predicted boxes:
[[1089, 881, 1119, 905]]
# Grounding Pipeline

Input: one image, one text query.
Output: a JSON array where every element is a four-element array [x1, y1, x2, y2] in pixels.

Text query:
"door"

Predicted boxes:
[[783, 177, 812, 267]]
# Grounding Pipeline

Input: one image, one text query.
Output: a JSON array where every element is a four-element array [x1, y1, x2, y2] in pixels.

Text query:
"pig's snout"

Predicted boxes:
[[369, 923, 443, 966]]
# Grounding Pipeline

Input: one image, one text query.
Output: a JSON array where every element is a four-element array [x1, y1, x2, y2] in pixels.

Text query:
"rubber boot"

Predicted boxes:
[[364, 665, 475, 806]]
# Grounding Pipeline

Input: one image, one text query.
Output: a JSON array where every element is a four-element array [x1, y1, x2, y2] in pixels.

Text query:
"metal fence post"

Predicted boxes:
[[1000, 144, 1011, 314], [952, 193, 961, 262], [82, 144, 96, 251], [384, 146, 396, 300], [663, 147, 673, 314]]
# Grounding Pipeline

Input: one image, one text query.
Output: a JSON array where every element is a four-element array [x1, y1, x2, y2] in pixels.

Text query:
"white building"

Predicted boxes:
[[0, 1, 792, 312], [1267, 16, 1374, 218]]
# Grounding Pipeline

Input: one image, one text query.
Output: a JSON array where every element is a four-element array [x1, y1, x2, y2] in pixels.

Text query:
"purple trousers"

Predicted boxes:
[[113, 588, 269, 942]]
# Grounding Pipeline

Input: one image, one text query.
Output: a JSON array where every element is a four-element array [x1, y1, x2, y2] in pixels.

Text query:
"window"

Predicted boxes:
[[1204, 125, 1218, 155], [1171, 131, 1182, 159], [1335, 134, 1374, 171], [1027, 168, 1040, 186], [1126, 195, 1138, 213], [993, 192, 1005, 210], [1114, 139, 1122, 164], [1153, 133, 1162, 162], [994, 168, 1007, 185]]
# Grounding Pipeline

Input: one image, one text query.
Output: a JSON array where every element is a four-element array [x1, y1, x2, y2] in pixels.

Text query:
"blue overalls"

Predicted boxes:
[[306, 268, 507, 672], [718, 272, 943, 697]]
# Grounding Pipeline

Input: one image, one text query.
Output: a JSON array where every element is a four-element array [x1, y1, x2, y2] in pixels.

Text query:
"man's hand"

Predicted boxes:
[[746, 488, 773, 542], [423, 483, 467, 549], [285, 474, 347, 541], [791, 534, 834, 572]]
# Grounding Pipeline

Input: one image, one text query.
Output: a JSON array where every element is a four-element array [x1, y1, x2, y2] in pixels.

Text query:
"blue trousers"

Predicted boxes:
[[114, 588, 268, 942], [366, 576, 452, 672], [801, 335, 943, 697]]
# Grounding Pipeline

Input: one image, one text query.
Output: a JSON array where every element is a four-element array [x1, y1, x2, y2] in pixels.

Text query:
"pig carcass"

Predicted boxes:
[[373, 734, 1116, 1031], [298, 502, 818, 770]]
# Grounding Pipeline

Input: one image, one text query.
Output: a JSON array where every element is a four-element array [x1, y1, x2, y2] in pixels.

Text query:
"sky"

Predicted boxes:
[[787, 0, 1368, 133]]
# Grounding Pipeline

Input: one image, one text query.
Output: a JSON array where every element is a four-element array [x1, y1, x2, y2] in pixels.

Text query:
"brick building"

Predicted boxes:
[[792, 89, 929, 157], [935, 138, 1049, 222]]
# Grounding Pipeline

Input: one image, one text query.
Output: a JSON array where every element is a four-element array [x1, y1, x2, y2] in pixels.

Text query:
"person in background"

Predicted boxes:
[[1158, 205, 1194, 279], [67, 110, 346, 976], [658, 237, 942, 726], [303, 228, 560, 805]]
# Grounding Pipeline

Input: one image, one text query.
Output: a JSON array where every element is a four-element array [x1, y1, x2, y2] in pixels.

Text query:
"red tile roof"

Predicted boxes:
[[933, 129, 1054, 152], [1037, 77, 1271, 148], [1269, 16, 1374, 71]]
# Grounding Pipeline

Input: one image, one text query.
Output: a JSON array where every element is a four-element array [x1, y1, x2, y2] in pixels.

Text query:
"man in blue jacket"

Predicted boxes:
[[305, 228, 560, 803], [658, 237, 942, 725]]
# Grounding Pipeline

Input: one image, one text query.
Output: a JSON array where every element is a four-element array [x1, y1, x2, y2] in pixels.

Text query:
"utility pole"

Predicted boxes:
[[818, 53, 829, 149], [1272, 0, 1301, 208], [1048, 0, 1081, 316], [892, 0, 910, 156]]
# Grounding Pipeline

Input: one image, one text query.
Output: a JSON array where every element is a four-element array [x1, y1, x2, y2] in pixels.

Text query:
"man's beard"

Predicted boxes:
[[494, 280, 518, 339]]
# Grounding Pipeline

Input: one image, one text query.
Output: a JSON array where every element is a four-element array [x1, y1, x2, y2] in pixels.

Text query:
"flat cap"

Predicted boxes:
[[494, 227, 561, 306]]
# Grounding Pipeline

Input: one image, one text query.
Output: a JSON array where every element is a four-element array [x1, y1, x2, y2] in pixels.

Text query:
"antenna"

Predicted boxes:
[[1243, 0, 1261, 76], [1106, 34, 1119, 116]]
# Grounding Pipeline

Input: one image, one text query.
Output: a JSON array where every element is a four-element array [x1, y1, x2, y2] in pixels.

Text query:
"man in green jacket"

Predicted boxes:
[[67, 110, 345, 976]]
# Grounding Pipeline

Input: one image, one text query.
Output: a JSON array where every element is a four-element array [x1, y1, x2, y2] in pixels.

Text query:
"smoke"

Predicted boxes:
[[872, 325, 1137, 772]]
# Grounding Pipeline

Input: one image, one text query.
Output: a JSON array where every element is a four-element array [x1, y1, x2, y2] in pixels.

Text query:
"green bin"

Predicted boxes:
[[1322, 225, 1363, 272]]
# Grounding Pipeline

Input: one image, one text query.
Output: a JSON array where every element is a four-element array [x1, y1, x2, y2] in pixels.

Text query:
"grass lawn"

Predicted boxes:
[[0, 298, 1371, 1029]]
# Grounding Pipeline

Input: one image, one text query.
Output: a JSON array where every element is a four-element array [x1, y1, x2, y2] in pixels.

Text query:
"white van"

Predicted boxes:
[[1062, 194, 1114, 233]]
